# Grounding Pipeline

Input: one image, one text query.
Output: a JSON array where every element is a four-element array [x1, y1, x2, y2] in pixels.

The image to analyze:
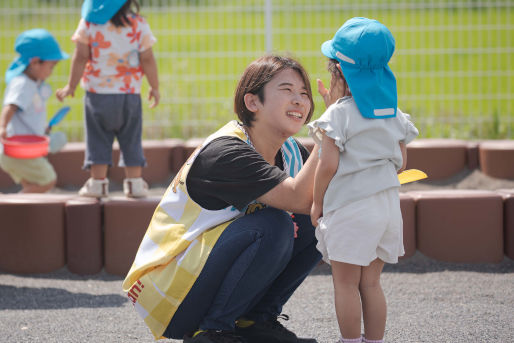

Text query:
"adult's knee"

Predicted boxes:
[[249, 208, 295, 259]]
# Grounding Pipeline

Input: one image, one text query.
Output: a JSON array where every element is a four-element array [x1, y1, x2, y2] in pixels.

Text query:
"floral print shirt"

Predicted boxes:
[[72, 15, 156, 94]]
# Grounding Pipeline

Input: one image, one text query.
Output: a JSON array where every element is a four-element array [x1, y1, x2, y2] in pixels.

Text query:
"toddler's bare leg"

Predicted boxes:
[[331, 260, 362, 340], [20, 179, 56, 193], [360, 258, 386, 341], [124, 166, 142, 178], [90, 164, 108, 179]]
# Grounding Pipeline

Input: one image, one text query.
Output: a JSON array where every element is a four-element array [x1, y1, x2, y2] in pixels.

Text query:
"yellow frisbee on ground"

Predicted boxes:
[[398, 169, 428, 185]]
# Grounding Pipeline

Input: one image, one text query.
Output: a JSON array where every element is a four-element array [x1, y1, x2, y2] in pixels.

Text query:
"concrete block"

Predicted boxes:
[[65, 198, 103, 275], [103, 197, 160, 276], [409, 190, 503, 263]]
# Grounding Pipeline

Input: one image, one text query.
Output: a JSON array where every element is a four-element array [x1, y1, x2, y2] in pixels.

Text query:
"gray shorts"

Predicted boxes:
[[83, 92, 146, 169]]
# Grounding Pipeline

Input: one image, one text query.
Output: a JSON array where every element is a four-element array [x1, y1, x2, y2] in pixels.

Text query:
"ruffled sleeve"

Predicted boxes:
[[398, 109, 419, 144], [137, 16, 157, 52], [308, 101, 348, 152], [71, 18, 89, 45]]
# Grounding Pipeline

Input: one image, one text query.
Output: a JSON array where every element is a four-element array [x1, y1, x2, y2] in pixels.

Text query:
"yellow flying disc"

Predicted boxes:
[[398, 169, 428, 185]]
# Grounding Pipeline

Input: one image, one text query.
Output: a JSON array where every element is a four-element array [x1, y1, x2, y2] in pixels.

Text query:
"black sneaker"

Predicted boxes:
[[183, 330, 247, 343], [235, 314, 298, 343]]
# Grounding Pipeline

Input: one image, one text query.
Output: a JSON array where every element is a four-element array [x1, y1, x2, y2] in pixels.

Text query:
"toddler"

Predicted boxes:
[[0, 29, 69, 193], [57, 0, 159, 198], [309, 17, 419, 343]]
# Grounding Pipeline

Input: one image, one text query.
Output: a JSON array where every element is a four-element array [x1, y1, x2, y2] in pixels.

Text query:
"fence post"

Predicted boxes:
[[265, 0, 273, 52]]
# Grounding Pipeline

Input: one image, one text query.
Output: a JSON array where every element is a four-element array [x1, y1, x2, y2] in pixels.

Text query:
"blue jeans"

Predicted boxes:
[[163, 207, 321, 339]]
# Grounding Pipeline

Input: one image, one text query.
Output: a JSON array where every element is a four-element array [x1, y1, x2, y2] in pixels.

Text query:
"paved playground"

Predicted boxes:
[[1, 252, 513, 343]]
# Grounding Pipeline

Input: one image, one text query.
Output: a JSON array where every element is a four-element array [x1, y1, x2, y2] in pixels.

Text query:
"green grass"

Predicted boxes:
[[0, 1, 512, 140]]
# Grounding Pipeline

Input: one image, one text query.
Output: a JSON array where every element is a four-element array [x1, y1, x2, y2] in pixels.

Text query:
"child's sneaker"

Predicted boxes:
[[78, 178, 109, 198], [123, 177, 148, 198]]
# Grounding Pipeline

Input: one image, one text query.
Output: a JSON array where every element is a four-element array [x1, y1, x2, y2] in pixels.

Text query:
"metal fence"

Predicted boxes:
[[0, 0, 513, 140]]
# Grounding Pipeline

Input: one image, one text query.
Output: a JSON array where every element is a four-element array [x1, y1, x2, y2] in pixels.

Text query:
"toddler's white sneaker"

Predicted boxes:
[[123, 177, 148, 198], [78, 178, 109, 198]]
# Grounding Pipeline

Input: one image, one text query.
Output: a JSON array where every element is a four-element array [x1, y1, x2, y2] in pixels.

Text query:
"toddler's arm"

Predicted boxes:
[[0, 104, 18, 139], [311, 132, 339, 226], [398, 141, 407, 173], [56, 42, 90, 101], [140, 48, 160, 108]]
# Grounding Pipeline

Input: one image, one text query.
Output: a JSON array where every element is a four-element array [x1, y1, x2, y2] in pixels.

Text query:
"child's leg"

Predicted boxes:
[[331, 260, 362, 341], [124, 165, 142, 178], [0, 155, 57, 193], [20, 179, 56, 193], [90, 164, 108, 179], [360, 258, 386, 341]]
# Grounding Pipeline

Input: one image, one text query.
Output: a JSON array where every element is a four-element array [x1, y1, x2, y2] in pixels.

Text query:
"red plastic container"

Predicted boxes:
[[1, 135, 49, 159]]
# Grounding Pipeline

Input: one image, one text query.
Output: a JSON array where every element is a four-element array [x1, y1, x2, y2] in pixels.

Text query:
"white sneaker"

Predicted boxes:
[[78, 178, 109, 198], [123, 177, 148, 198]]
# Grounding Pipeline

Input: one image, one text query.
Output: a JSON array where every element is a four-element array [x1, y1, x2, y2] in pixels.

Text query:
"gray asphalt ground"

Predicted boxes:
[[1, 252, 513, 343]]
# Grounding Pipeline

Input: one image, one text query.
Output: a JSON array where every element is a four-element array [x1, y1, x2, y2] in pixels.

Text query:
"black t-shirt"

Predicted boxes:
[[187, 136, 310, 211]]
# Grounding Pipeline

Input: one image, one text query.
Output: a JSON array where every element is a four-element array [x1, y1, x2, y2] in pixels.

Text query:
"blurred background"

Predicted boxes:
[[0, 0, 512, 141]]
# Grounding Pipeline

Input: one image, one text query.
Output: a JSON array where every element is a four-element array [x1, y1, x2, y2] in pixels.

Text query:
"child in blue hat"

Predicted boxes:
[[308, 17, 419, 343], [0, 28, 69, 193], [56, 0, 159, 198]]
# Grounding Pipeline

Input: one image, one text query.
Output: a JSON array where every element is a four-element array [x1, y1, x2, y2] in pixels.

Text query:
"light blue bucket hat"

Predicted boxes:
[[82, 0, 128, 25], [321, 17, 397, 119], [5, 29, 69, 84]]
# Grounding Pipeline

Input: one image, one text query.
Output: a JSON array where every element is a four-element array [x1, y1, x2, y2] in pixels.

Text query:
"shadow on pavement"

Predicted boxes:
[[310, 252, 514, 276], [0, 284, 126, 310], [0, 268, 123, 281]]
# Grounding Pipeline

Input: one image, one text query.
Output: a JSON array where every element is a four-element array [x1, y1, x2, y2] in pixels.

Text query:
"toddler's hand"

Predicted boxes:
[[317, 70, 351, 108], [148, 88, 160, 108], [310, 202, 323, 227], [317, 79, 332, 108], [0, 127, 6, 140], [56, 85, 75, 102]]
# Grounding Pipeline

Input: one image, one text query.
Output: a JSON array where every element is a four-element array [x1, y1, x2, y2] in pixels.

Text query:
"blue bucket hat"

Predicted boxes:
[[5, 29, 69, 84], [82, 0, 128, 25], [321, 17, 397, 119]]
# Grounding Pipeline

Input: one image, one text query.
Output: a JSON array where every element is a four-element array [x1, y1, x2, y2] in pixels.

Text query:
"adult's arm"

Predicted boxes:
[[187, 137, 314, 213], [257, 143, 320, 215]]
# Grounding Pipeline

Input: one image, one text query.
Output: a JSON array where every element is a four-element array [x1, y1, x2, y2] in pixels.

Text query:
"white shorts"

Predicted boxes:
[[315, 188, 404, 266]]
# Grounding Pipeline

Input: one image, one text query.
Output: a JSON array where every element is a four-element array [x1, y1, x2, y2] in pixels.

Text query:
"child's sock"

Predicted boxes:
[[340, 337, 362, 343], [363, 338, 383, 343]]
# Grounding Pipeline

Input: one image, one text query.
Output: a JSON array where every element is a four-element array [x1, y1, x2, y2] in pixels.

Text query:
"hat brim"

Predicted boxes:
[[321, 40, 336, 60], [42, 51, 70, 61], [340, 63, 397, 119], [82, 0, 128, 25]]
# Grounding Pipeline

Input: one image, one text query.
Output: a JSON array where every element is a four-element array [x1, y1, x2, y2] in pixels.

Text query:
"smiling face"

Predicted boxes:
[[234, 55, 314, 129], [253, 68, 312, 137]]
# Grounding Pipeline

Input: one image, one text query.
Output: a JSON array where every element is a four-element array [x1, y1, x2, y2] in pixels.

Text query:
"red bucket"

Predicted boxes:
[[1, 135, 49, 159]]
